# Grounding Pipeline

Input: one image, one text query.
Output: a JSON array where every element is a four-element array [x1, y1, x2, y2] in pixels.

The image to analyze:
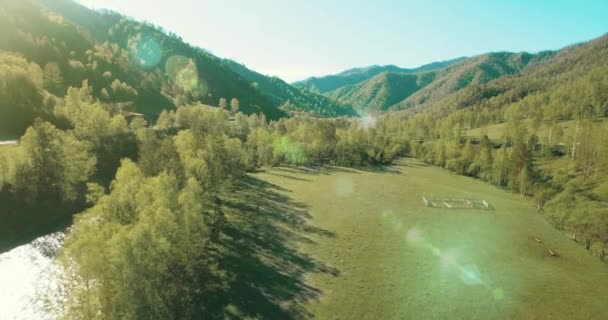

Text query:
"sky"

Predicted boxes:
[[76, 0, 608, 82]]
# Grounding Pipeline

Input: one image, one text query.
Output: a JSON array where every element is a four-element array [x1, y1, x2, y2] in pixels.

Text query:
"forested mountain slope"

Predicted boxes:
[[405, 34, 608, 121], [392, 51, 554, 111], [325, 71, 436, 112], [0, 0, 354, 139], [221, 60, 357, 117], [292, 57, 465, 94], [325, 52, 553, 112]]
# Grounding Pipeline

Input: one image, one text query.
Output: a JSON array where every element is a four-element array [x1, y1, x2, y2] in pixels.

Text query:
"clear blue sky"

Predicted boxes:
[[77, 0, 608, 82]]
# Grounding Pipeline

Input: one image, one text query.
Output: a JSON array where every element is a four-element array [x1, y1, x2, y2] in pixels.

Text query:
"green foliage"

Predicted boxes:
[[60, 160, 221, 319], [326, 72, 430, 112], [222, 59, 356, 117], [0, 53, 46, 138], [12, 120, 96, 204], [1, 1, 608, 316], [0, 0, 358, 123], [273, 136, 308, 165]]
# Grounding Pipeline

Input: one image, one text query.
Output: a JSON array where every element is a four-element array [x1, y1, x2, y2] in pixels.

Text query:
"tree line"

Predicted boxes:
[[0, 81, 405, 318]]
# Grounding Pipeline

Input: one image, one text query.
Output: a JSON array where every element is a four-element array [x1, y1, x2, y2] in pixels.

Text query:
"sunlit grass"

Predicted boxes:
[[254, 158, 608, 319]]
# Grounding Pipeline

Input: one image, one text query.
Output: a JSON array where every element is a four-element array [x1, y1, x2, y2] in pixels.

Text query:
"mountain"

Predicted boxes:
[[402, 33, 608, 118], [0, 0, 354, 138], [323, 52, 554, 112], [221, 60, 357, 117], [324, 72, 435, 112], [292, 57, 466, 94], [392, 51, 554, 111]]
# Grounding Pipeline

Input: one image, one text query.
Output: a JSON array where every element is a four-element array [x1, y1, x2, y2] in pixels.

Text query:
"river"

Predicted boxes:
[[0, 231, 65, 320]]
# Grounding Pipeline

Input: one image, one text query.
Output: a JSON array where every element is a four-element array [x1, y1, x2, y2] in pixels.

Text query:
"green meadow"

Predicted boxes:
[[218, 158, 608, 319]]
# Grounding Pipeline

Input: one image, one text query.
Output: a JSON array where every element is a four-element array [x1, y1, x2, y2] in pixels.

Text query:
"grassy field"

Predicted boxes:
[[217, 158, 608, 319]]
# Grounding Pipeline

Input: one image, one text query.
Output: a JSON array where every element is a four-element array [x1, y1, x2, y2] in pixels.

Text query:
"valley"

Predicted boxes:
[[0, 0, 607, 319], [4, 159, 608, 319]]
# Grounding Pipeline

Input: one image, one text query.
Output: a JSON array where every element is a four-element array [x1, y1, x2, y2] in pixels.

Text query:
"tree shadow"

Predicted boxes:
[[399, 159, 430, 169], [207, 175, 339, 319], [273, 164, 402, 176], [265, 172, 313, 182], [354, 165, 402, 175]]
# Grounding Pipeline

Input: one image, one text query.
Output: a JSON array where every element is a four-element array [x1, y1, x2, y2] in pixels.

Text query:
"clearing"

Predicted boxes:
[[215, 158, 608, 319]]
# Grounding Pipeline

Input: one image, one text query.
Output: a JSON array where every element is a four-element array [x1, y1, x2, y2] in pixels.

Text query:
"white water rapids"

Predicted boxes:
[[0, 231, 65, 320]]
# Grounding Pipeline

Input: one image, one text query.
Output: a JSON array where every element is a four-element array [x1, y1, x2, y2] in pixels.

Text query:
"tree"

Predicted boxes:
[[493, 145, 511, 187], [518, 164, 531, 196], [230, 98, 239, 114], [43, 62, 64, 95], [55, 82, 134, 180], [0, 53, 45, 137], [534, 189, 549, 212], [0, 156, 6, 192], [59, 159, 222, 319], [218, 97, 227, 110], [13, 120, 96, 203], [576, 119, 600, 179], [460, 139, 474, 175], [246, 127, 274, 167], [156, 110, 175, 130]]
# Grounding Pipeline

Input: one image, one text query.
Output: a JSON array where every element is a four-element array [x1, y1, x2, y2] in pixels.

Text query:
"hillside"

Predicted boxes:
[[221, 60, 357, 117], [393, 51, 554, 111], [325, 72, 436, 112], [292, 57, 465, 94], [408, 34, 608, 119], [325, 52, 552, 112], [0, 0, 354, 138]]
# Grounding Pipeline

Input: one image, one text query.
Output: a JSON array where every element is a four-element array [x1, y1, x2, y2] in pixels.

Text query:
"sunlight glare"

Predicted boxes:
[[135, 36, 162, 67]]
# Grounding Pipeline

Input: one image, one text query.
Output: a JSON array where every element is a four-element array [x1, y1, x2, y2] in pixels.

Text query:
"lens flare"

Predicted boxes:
[[406, 227, 423, 243], [459, 264, 482, 286], [273, 136, 307, 165], [135, 36, 162, 67], [439, 250, 457, 268], [404, 226, 505, 299], [165, 55, 206, 95], [381, 210, 393, 219], [360, 113, 377, 130], [493, 288, 505, 300]]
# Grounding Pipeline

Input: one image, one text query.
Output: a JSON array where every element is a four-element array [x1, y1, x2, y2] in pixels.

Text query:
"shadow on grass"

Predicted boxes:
[[207, 175, 339, 319], [265, 172, 313, 182], [273, 163, 402, 176]]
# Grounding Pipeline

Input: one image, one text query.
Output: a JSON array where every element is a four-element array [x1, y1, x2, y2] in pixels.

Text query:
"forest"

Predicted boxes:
[[0, 81, 405, 318]]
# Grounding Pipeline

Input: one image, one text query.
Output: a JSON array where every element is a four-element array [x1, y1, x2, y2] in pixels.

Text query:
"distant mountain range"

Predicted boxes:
[[294, 52, 559, 112], [292, 58, 466, 94]]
